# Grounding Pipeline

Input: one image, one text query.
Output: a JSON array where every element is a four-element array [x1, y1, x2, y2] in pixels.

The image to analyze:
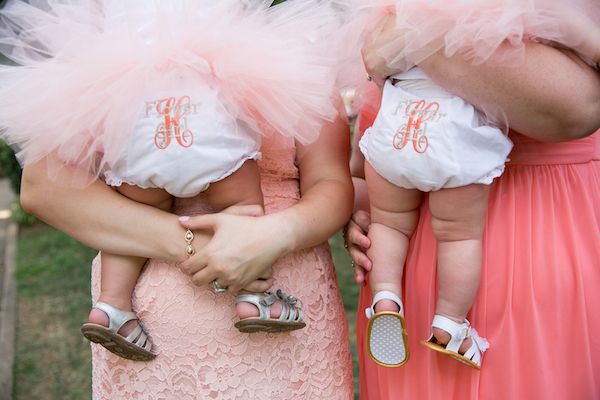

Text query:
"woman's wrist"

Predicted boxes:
[[262, 213, 298, 255], [164, 216, 200, 263]]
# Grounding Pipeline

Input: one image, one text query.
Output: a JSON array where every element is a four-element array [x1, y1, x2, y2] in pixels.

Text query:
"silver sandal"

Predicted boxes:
[[81, 302, 156, 361], [234, 289, 306, 333]]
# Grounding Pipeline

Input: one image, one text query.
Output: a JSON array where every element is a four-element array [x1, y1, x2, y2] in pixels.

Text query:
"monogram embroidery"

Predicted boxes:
[[152, 96, 195, 149], [392, 99, 441, 154]]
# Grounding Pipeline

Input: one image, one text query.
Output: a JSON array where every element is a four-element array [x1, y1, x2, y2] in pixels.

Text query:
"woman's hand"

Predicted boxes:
[[344, 210, 372, 285], [361, 13, 403, 88], [178, 212, 291, 293]]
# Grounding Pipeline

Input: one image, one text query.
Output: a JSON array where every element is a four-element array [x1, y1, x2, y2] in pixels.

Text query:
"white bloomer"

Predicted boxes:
[[360, 74, 513, 192], [104, 78, 261, 198]]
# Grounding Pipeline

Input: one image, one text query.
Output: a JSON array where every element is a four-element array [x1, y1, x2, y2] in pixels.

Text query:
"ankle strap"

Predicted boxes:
[[365, 290, 403, 319]]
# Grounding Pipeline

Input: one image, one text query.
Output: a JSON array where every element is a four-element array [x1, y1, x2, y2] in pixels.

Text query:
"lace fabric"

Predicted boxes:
[[90, 137, 355, 399]]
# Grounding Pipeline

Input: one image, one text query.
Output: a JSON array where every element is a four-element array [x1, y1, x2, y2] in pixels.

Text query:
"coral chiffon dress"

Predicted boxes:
[[356, 109, 600, 398]]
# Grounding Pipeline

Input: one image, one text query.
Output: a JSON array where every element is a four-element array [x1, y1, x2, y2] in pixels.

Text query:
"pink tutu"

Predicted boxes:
[[0, 0, 340, 184], [342, 0, 599, 84]]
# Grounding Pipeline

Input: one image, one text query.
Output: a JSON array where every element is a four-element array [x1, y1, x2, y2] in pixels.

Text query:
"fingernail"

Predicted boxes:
[[179, 216, 190, 222]]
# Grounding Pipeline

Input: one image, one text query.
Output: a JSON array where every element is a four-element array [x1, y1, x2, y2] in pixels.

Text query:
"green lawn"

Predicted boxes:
[[13, 225, 96, 400], [12, 225, 360, 399]]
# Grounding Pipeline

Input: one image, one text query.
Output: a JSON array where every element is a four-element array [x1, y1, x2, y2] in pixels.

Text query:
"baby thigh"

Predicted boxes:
[[365, 161, 422, 293], [428, 184, 489, 319], [204, 160, 263, 212], [116, 184, 173, 211]]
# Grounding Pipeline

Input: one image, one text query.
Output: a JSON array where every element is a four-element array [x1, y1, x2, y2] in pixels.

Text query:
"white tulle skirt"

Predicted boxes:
[[0, 0, 340, 185]]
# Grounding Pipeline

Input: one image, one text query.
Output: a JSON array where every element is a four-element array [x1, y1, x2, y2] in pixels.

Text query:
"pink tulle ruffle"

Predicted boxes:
[[0, 0, 340, 184], [340, 0, 599, 89]]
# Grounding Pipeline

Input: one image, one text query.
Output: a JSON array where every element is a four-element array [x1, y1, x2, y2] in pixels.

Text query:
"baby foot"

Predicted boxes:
[[373, 298, 401, 313], [82, 297, 156, 361], [87, 295, 138, 338], [432, 319, 472, 355], [235, 293, 283, 320], [234, 290, 306, 333]]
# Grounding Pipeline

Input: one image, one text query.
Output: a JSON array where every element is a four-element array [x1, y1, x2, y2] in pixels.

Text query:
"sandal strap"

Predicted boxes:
[[133, 330, 149, 349], [431, 315, 470, 353], [276, 290, 304, 323], [431, 315, 490, 357], [125, 324, 143, 343], [235, 293, 275, 320], [365, 290, 403, 319], [93, 302, 138, 334], [92, 302, 154, 352], [236, 290, 305, 323]]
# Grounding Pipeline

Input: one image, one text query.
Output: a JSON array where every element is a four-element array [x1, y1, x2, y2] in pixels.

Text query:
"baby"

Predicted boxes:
[[0, 0, 339, 360], [354, 0, 600, 369]]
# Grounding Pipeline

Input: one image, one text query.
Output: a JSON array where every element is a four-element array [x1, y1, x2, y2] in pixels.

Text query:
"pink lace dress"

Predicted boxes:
[[90, 137, 355, 399]]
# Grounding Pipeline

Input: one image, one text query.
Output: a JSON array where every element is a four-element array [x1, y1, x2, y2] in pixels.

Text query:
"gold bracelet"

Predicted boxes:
[[184, 229, 195, 256]]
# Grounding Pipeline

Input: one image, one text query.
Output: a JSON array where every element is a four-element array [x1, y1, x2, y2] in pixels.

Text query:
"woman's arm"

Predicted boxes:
[[285, 116, 355, 250], [21, 158, 191, 262], [179, 117, 354, 292], [363, 15, 600, 141], [21, 158, 273, 292], [419, 44, 600, 142], [350, 117, 366, 179]]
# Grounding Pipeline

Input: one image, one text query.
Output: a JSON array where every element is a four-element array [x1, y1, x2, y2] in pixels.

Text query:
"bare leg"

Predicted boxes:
[[204, 160, 263, 211], [365, 162, 422, 312], [88, 185, 172, 334], [429, 184, 489, 352], [203, 161, 280, 320]]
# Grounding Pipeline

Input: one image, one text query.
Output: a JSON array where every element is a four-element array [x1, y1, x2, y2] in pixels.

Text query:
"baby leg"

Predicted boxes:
[[204, 160, 264, 212], [365, 162, 422, 312], [88, 185, 172, 335], [429, 184, 489, 351], [203, 160, 289, 322]]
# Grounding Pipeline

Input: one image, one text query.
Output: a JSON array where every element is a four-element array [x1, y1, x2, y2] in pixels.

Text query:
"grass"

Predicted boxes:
[[330, 232, 361, 397], [12, 225, 360, 399], [13, 224, 96, 400]]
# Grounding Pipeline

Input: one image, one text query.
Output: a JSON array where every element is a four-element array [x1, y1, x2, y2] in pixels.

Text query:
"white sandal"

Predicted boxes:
[[365, 291, 409, 367], [421, 315, 489, 370], [81, 302, 156, 361]]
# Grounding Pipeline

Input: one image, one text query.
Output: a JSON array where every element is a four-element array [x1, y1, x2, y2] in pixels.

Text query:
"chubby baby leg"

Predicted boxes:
[[203, 161, 288, 322], [365, 162, 422, 312], [88, 185, 172, 335], [204, 160, 264, 212], [428, 184, 489, 351]]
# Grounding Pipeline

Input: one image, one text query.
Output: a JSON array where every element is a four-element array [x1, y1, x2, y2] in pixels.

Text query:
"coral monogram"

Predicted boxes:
[[392, 99, 440, 154], [154, 96, 194, 149]]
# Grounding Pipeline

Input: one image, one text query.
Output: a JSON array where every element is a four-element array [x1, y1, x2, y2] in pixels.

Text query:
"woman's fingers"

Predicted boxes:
[[343, 211, 373, 285], [349, 246, 372, 272], [361, 13, 402, 88], [243, 278, 274, 293], [353, 210, 372, 233], [347, 222, 370, 250], [354, 263, 366, 285], [221, 204, 265, 217], [345, 211, 371, 251], [179, 249, 209, 275], [190, 266, 218, 287], [179, 214, 219, 231], [259, 267, 273, 280], [364, 61, 387, 88]]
